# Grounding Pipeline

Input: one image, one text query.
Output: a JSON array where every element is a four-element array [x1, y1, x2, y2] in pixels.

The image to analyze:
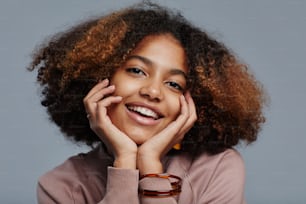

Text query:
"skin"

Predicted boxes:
[[83, 34, 197, 175]]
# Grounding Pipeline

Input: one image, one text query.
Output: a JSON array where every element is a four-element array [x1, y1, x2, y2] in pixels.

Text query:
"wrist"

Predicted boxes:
[[137, 153, 163, 175], [113, 153, 137, 169]]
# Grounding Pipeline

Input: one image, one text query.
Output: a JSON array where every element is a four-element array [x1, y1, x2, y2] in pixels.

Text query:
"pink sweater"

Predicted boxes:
[[37, 146, 246, 204]]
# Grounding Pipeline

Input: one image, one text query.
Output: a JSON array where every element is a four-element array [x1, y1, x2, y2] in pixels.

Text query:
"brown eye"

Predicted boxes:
[[126, 67, 146, 76], [166, 81, 184, 92]]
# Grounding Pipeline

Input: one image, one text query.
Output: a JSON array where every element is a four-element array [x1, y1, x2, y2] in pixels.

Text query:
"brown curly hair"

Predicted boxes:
[[28, 2, 267, 155]]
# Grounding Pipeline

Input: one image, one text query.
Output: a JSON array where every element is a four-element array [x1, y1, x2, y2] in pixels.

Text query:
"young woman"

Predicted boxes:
[[29, 2, 266, 204]]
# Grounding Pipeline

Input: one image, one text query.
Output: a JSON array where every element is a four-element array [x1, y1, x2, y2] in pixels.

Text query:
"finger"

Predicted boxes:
[[84, 78, 109, 100], [175, 95, 189, 123], [185, 91, 197, 120], [87, 96, 122, 132], [85, 85, 116, 103], [139, 95, 191, 156], [84, 90, 119, 120], [84, 100, 97, 120], [83, 85, 116, 115], [96, 96, 122, 112], [152, 95, 189, 140], [95, 96, 122, 118], [176, 92, 197, 136], [159, 95, 189, 137]]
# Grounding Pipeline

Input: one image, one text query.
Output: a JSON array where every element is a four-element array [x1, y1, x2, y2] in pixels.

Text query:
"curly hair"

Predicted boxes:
[[28, 2, 267, 155]]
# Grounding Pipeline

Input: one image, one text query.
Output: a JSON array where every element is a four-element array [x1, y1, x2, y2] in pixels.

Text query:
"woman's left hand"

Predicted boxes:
[[137, 91, 197, 174]]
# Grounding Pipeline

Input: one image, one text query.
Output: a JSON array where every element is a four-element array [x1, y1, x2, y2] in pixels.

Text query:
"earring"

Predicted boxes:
[[173, 143, 181, 150]]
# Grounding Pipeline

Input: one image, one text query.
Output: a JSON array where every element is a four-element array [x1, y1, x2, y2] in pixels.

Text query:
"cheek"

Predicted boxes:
[[113, 83, 130, 97], [167, 96, 181, 119], [111, 78, 139, 97]]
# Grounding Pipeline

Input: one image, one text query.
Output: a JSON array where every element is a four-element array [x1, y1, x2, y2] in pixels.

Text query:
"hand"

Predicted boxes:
[[83, 79, 137, 169], [137, 91, 197, 174]]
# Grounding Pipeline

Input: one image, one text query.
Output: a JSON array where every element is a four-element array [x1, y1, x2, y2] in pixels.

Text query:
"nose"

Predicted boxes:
[[139, 80, 163, 102]]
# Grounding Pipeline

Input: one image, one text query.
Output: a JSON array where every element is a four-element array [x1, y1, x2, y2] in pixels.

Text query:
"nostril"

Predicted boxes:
[[139, 85, 163, 101]]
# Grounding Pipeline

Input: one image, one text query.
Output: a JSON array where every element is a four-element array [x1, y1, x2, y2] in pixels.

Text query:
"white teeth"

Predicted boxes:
[[128, 106, 159, 119]]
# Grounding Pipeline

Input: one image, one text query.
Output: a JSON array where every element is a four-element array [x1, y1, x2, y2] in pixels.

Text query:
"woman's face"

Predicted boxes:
[[108, 34, 188, 144]]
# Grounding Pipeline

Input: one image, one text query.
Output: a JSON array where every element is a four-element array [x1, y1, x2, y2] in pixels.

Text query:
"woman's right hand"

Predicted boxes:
[[83, 79, 137, 169]]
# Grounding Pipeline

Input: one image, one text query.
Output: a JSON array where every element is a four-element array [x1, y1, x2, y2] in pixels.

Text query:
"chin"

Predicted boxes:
[[126, 129, 155, 145], [129, 135, 150, 145]]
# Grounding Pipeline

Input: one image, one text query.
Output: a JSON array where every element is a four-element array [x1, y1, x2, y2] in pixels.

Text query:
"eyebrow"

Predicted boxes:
[[126, 55, 187, 79]]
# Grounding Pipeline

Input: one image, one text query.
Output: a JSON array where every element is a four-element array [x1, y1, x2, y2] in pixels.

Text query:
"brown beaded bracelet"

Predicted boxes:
[[139, 173, 182, 197]]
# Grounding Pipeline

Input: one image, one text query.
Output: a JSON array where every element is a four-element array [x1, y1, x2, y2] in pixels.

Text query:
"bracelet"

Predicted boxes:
[[140, 173, 182, 189], [139, 188, 181, 197], [139, 173, 182, 197], [140, 173, 182, 181]]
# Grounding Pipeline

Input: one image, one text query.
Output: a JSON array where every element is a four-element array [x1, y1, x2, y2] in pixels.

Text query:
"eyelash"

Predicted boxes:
[[126, 67, 185, 92], [126, 67, 146, 76], [166, 81, 184, 92]]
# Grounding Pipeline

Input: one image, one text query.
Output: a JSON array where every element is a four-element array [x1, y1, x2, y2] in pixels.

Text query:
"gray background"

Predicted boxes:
[[1, 0, 305, 203]]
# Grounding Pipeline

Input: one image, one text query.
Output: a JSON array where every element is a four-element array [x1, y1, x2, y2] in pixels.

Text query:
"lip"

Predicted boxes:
[[125, 102, 163, 126]]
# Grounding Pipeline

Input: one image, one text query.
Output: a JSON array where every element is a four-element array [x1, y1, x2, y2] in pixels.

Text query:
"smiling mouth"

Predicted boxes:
[[126, 105, 162, 120]]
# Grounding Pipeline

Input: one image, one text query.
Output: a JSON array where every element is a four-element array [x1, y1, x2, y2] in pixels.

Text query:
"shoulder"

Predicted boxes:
[[167, 148, 245, 184], [37, 147, 111, 203], [188, 148, 245, 186], [195, 148, 244, 172], [37, 154, 85, 203], [167, 148, 244, 175], [190, 149, 246, 203], [38, 153, 88, 197], [38, 145, 112, 184]]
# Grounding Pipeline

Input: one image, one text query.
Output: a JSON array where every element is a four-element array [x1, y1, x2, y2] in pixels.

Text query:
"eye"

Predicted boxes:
[[166, 81, 184, 92], [126, 67, 146, 76]]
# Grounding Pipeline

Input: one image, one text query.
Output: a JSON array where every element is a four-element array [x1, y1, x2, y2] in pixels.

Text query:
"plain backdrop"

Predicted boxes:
[[1, 0, 305, 203]]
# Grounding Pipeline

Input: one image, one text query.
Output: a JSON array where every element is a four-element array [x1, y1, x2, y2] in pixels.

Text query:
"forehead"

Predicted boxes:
[[132, 34, 183, 53], [130, 34, 188, 72]]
